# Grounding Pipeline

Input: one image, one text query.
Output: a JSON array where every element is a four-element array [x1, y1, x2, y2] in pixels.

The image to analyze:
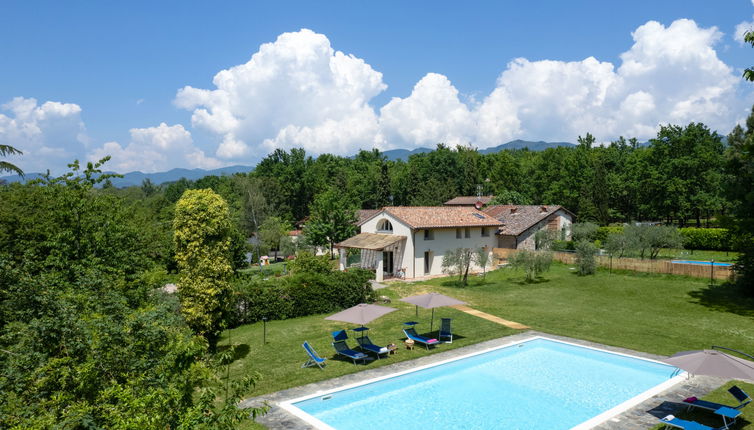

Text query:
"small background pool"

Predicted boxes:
[[671, 260, 732, 267], [291, 338, 679, 430]]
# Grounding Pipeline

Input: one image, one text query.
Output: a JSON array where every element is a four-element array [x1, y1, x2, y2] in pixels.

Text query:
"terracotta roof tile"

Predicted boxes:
[[378, 206, 503, 229], [356, 209, 380, 225], [483, 205, 565, 236]]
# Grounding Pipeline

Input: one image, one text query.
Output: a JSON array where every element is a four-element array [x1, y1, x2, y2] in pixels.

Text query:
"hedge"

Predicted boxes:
[[228, 268, 375, 327], [679, 228, 731, 251]]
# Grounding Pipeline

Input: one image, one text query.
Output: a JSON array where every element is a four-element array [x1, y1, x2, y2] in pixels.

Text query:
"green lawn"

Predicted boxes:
[[655, 248, 739, 263], [237, 261, 289, 277], [223, 263, 754, 429]]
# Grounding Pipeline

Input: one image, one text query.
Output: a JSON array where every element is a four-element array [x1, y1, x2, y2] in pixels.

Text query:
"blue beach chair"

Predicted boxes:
[[355, 335, 389, 359], [403, 325, 440, 350], [439, 318, 453, 343], [684, 385, 751, 413], [301, 341, 327, 370], [331, 330, 368, 364], [659, 415, 714, 430]]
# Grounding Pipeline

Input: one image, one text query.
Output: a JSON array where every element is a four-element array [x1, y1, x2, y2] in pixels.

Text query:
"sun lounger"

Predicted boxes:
[[659, 415, 714, 430], [684, 386, 752, 412], [403, 326, 440, 350], [301, 341, 327, 370], [332, 340, 368, 364], [356, 335, 389, 359], [439, 317, 453, 343]]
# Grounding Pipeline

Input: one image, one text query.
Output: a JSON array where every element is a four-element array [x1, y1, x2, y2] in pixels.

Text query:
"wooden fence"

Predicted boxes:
[[492, 248, 734, 280]]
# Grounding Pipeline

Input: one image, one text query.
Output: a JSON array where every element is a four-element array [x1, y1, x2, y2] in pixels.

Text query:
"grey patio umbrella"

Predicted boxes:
[[400, 293, 466, 332], [325, 303, 397, 326], [664, 349, 754, 380]]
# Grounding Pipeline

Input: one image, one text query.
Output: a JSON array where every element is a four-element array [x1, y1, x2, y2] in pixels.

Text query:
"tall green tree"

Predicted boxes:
[[304, 188, 357, 258], [0, 144, 23, 176], [258, 216, 290, 260], [173, 189, 234, 351]]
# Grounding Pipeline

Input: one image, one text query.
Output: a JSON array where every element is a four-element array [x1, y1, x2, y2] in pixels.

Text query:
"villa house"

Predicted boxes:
[[336, 206, 502, 281], [483, 205, 574, 250]]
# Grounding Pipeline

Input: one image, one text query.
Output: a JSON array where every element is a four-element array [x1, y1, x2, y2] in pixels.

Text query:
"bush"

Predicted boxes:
[[287, 251, 333, 274], [679, 228, 731, 251], [228, 268, 374, 327], [575, 241, 597, 275], [551, 240, 575, 251], [595, 226, 624, 243], [572, 222, 600, 242]]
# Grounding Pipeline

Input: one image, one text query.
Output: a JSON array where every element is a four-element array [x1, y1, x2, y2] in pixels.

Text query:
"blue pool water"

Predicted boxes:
[[292, 339, 679, 430], [672, 260, 732, 267]]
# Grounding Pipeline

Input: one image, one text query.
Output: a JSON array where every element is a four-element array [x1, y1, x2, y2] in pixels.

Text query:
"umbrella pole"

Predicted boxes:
[[415, 305, 418, 317], [430, 308, 435, 333]]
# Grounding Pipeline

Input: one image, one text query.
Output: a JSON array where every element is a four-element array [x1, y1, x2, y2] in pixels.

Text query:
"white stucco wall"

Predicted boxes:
[[360, 211, 497, 278], [414, 227, 498, 276], [360, 212, 414, 278]]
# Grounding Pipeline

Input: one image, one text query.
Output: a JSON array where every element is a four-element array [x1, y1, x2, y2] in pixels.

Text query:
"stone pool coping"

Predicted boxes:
[[239, 331, 726, 430]]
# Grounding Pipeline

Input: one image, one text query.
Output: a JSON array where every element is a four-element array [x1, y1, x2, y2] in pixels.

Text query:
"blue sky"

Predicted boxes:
[[2, 1, 754, 173]]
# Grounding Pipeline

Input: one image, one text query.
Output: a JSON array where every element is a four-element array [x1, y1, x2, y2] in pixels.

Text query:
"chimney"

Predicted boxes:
[[540, 205, 548, 213], [510, 208, 517, 214], [474, 201, 483, 210]]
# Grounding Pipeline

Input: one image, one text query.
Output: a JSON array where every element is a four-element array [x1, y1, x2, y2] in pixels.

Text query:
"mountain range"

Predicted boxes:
[[2, 139, 575, 187]]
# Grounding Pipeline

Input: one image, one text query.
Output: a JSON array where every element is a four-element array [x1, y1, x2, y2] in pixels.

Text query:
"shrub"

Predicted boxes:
[[679, 228, 731, 251], [287, 251, 333, 274], [575, 241, 597, 275], [594, 226, 624, 243], [571, 222, 600, 242], [551, 240, 575, 251], [228, 268, 374, 327], [509, 250, 553, 282]]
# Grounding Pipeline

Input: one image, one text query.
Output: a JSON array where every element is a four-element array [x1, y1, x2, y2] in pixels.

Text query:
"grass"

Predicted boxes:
[[237, 261, 289, 277], [656, 248, 739, 263], [221, 263, 754, 429]]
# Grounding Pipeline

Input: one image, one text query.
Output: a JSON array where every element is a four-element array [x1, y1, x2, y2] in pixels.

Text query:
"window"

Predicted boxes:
[[464, 227, 470, 238], [456, 228, 462, 239], [377, 219, 393, 233], [481, 227, 489, 237], [424, 229, 434, 240], [424, 251, 432, 274]]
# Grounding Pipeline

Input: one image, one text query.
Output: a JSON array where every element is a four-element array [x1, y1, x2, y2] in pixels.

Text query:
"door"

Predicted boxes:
[[424, 251, 431, 274], [382, 251, 394, 274]]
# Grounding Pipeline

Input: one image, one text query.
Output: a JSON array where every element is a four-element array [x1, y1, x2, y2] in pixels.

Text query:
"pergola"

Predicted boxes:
[[336, 232, 406, 281]]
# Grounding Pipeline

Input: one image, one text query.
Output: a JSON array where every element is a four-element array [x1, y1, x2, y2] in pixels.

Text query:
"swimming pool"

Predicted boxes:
[[284, 337, 683, 430], [672, 260, 732, 267]]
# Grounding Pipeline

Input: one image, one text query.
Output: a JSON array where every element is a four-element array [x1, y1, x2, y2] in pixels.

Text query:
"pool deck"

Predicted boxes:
[[239, 331, 726, 430]]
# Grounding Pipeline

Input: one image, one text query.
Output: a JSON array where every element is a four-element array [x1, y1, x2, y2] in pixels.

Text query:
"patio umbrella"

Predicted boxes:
[[400, 293, 466, 332], [664, 349, 754, 380], [325, 303, 397, 327]]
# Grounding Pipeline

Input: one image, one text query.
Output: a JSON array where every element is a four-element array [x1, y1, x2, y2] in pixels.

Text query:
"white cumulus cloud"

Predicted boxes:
[[88, 123, 223, 173], [0, 97, 87, 174], [175, 28, 387, 158], [735, 16, 754, 44]]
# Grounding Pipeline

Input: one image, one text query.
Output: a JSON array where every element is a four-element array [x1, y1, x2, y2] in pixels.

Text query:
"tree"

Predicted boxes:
[[571, 222, 599, 243], [441, 247, 474, 285], [0, 144, 23, 176], [474, 247, 491, 279], [141, 177, 157, 196], [173, 189, 234, 351], [305, 188, 357, 258], [622, 224, 683, 259], [575, 241, 597, 275], [725, 107, 754, 294], [258, 216, 289, 260], [534, 229, 558, 250], [509, 251, 553, 282], [744, 30, 754, 81], [489, 189, 532, 205]]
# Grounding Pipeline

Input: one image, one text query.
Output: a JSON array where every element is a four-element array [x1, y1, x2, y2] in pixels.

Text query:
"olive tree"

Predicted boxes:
[[509, 250, 553, 282]]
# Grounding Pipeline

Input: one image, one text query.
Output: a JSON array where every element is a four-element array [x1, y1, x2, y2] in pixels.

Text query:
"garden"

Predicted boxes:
[[220, 262, 754, 429]]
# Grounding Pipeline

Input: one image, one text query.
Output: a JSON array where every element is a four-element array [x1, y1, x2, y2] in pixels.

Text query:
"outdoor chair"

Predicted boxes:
[[403, 326, 439, 350], [439, 318, 453, 343], [684, 385, 751, 413], [301, 341, 327, 370], [332, 340, 368, 364], [355, 335, 389, 359], [659, 415, 714, 430]]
